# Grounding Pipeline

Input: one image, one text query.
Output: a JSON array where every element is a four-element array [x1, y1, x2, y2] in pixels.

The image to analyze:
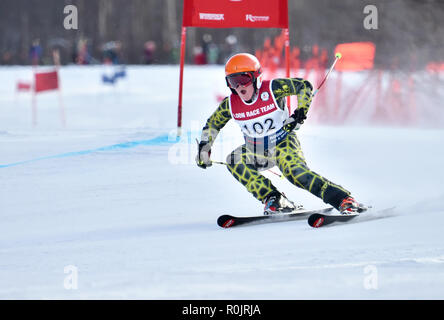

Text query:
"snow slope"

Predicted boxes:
[[0, 66, 444, 299]]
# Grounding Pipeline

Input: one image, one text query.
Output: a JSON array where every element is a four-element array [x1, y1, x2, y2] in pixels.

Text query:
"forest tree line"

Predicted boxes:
[[0, 0, 443, 69]]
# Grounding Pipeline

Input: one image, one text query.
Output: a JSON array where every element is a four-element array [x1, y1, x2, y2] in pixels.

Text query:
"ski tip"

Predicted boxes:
[[308, 213, 325, 228], [217, 215, 236, 228]]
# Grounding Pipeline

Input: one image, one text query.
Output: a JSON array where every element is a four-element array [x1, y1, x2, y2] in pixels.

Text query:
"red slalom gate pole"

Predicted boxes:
[[53, 49, 66, 128], [177, 26, 187, 137], [284, 28, 291, 113], [284, 28, 290, 78]]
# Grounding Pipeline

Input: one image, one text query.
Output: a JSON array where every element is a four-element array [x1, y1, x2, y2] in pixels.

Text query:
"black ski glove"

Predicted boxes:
[[283, 108, 307, 132], [196, 140, 212, 169]]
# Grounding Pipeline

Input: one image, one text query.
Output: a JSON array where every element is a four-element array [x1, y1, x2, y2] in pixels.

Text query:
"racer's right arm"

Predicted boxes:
[[200, 97, 232, 147], [196, 97, 232, 169]]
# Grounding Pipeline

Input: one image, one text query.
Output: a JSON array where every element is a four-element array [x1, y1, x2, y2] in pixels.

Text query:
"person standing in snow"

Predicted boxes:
[[196, 53, 365, 215]]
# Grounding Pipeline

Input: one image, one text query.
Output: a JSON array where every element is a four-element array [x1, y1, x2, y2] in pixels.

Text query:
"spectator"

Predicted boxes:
[[160, 42, 180, 64], [207, 43, 220, 64], [221, 35, 239, 62], [102, 41, 122, 65], [1, 51, 13, 65], [144, 41, 156, 64], [202, 34, 219, 64], [75, 38, 91, 65], [193, 46, 206, 65], [29, 39, 42, 65]]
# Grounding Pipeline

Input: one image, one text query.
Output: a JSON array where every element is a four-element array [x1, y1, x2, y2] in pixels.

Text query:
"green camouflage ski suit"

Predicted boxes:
[[199, 78, 350, 210]]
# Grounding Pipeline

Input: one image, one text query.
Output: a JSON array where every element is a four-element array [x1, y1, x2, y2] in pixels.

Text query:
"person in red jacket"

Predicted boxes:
[[196, 53, 365, 215]]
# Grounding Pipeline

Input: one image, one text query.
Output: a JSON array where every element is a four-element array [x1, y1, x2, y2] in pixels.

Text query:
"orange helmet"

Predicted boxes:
[[225, 53, 263, 93]]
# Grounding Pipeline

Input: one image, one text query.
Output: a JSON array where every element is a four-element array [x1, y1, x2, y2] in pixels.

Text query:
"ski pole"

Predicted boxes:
[[196, 139, 284, 178], [211, 160, 227, 166], [312, 52, 342, 98], [211, 160, 284, 179]]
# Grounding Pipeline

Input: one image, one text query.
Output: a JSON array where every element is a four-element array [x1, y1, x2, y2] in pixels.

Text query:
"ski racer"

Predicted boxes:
[[196, 53, 366, 215]]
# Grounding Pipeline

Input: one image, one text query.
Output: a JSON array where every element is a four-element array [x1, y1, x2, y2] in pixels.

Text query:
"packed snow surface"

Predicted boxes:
[[1, 66, 443, 299]]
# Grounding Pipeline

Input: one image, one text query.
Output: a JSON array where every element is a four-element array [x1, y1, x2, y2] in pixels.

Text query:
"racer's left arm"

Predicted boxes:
[[271, 78, 313, 132]]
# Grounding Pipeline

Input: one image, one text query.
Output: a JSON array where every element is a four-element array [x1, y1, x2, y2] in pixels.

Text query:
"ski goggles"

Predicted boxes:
[[226, 72, 254, 89]]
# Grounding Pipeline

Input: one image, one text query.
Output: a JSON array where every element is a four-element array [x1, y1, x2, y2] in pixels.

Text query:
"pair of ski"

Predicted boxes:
[[217, 207, 362, 229]]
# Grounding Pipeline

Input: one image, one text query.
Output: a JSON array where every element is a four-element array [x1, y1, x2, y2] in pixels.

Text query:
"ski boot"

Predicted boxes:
[[263, 191, 302, 215], [339, 196, 367, 215]]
